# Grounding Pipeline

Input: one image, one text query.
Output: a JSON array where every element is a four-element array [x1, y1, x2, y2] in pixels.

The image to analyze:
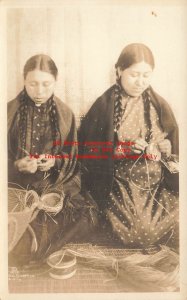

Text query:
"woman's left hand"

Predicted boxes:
[[158, 139, 171, 158], [131, 138, 148, 154], [37, 154, 55, 172]]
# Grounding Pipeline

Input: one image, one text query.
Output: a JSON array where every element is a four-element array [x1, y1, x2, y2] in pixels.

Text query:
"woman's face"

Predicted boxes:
[[118, 61, 153, 97], [24, 69, 56, 105]]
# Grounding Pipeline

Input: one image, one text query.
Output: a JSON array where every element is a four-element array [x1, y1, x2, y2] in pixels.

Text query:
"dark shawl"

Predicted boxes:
[[79, 85, 179, 204], [8, 93, 80, 196]]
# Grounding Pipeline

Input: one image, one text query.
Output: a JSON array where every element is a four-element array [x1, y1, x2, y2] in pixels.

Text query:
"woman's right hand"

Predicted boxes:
[[14, 156, 38, 174], [131, 138, 148, 154]]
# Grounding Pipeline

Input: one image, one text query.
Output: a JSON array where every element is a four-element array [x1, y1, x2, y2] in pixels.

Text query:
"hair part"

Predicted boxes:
[[115, 43, 155, 70], [23, 54, 58, 80]]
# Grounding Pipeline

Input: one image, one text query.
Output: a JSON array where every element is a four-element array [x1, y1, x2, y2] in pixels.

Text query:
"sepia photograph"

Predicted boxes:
[[1, 0, 187, 299]]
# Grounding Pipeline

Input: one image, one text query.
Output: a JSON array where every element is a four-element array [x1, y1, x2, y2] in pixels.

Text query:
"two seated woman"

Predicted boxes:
[[8, 44, 179, 265]]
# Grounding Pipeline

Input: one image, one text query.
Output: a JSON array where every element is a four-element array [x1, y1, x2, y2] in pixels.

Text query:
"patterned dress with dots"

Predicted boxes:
[[105, 95, 179, 248]]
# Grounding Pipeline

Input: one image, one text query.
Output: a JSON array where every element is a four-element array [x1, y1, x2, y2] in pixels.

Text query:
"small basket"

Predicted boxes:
[[39, 192, 64, 215], [47, 251, 77, 279]]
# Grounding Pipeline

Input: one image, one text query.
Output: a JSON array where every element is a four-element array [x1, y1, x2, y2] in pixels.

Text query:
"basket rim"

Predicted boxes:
[[47, 252, 77, 269]]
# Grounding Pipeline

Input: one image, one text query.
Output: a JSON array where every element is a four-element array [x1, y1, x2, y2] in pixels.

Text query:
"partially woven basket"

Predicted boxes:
[[39, 193, 64, 215], [8, 188, 39, 253], [8, 188, 65, 253]]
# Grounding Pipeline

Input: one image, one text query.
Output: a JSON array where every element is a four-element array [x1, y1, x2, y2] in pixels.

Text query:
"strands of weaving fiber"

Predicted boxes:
[[45, 243, 179, 291], [109, 150, 178, 248], [8, 187, 64, 253], [8, 243, 179, 292], [8, 188, 39, 252]]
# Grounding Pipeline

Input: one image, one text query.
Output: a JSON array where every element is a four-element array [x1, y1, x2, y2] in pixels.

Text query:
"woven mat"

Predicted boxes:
[[9, 266, 126, 293], [9, 243, 174, 293]]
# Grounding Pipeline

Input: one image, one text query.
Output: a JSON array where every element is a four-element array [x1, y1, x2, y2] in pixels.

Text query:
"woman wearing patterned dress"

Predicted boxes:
[[8, 54, 97, 265], [79, 43, 179, 249]]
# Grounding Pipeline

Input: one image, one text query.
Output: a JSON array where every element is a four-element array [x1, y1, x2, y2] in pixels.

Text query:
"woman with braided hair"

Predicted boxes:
[[79, 43, 179, 249], [8, 54, 97, 265]]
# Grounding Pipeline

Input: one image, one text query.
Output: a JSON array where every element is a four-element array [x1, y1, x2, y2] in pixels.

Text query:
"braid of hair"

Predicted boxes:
[[48, 95, 61, 155], [113, 69, 123, 132], [18, 90, 28, 157], [142, 88, 152, 143]]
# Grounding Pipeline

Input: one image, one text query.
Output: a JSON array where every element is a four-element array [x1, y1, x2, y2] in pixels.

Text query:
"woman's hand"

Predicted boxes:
[[14, 156, 38, 173], [131, 138, 148, 154], [37, 154, 55, 172], [158, 139, 171, 158]]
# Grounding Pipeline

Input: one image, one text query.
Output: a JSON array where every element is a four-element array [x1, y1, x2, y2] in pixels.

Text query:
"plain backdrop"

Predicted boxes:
[[6, 4, 187, 123]]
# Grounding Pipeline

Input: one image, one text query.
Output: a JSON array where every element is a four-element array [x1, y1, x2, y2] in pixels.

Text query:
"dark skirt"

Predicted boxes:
[[105, 158, 179, 249], [9, 190, 98, 266]]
